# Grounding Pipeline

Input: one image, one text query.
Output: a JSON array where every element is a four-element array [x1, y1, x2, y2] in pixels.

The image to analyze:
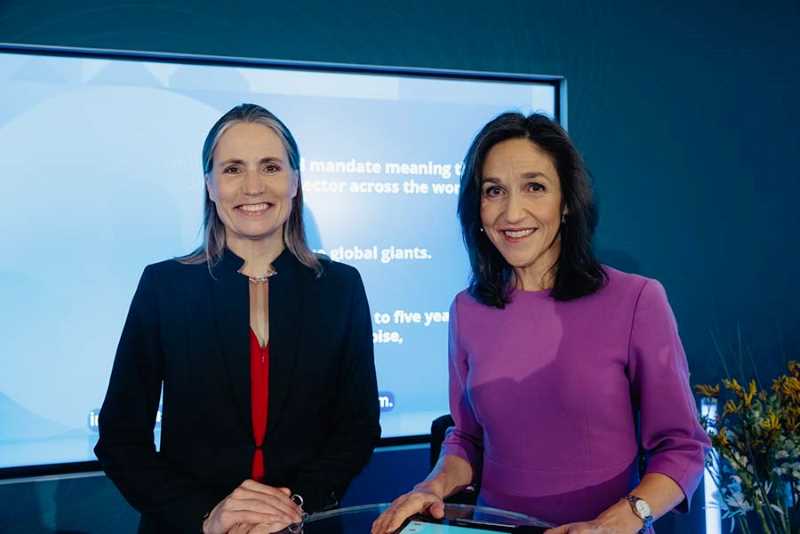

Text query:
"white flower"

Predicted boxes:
[[724, 491, 754, 513]]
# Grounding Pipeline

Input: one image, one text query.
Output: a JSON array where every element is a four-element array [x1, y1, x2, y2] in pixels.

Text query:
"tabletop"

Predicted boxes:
[[287, 502, 554, 533]]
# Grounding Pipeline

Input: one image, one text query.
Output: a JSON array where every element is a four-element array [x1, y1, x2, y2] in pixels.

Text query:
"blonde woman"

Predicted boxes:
[[96, 104, 380, 534]]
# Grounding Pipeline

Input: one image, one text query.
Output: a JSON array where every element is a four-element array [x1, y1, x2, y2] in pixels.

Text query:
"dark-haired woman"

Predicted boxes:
[[373, 113, 709, 534], [95, 104, 380, 534]]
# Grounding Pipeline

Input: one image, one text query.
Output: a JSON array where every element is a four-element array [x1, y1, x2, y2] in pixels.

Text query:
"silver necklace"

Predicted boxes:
[[247, 268, 277, 284]]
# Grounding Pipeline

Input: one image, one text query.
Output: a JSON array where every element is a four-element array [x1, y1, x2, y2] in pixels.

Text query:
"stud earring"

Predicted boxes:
[[479, 227, 485, 233]]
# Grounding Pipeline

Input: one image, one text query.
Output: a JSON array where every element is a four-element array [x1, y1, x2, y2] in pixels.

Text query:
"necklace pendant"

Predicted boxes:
[[248, 269, 277, 284]]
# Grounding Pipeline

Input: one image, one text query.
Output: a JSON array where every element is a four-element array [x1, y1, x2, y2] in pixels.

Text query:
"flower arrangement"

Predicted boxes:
[[696, 361, 800, 533]]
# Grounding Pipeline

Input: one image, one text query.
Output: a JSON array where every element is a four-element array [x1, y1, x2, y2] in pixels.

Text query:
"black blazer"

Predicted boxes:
[[95, 248, 380, 533]]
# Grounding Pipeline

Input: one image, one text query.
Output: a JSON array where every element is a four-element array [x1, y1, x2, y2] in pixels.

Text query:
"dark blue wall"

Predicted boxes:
[[1, 1, 798, 532], [1, 0, 796, 384]]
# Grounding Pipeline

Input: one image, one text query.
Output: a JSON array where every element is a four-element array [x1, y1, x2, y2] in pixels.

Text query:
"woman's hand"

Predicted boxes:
[[371, 483, 445, 534], [202, 480, 303, 534], [226, 522, 290, 534], [544, 501, 643, 534], [544, 522, 623, 533]]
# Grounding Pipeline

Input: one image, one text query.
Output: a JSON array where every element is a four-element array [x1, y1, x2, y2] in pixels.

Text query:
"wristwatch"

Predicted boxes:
[[624, 495, 654, 533]]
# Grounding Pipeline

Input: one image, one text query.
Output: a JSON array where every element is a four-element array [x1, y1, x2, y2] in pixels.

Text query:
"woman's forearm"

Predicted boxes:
[[625, 472, 685, 520], [585, 472, 685, 533], [417, 454, 474, 498]]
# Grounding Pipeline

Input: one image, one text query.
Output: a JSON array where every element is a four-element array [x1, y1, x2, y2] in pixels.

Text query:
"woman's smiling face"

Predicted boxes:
[[206, 121, 297, 249], [480, 137, 565, 288]]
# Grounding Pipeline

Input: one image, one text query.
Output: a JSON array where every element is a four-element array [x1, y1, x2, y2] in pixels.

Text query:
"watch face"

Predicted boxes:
[[635, 499, 652, 518]]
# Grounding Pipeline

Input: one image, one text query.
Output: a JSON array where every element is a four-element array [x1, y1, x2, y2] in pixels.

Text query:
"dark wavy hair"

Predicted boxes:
[[457, 112, 606, 307]]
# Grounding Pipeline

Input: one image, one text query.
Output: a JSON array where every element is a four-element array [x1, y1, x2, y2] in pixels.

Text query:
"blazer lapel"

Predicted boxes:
[[209, 250, 251, 433], [267, 249, 307, 436]]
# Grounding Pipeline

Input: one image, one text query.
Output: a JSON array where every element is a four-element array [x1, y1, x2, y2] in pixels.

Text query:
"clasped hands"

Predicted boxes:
[[202, 479, 304, 534]]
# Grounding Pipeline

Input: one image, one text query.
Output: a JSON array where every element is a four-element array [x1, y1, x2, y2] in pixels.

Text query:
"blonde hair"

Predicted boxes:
[[179, 104, 322, 275]]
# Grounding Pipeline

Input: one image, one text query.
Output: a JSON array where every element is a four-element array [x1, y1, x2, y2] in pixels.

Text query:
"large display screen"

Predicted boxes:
[[0, 45, 559, 472]]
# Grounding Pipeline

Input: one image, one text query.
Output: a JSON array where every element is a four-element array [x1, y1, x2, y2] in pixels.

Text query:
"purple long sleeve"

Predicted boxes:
[[628, 279, 710, 512], [440, 267, 710, 526]]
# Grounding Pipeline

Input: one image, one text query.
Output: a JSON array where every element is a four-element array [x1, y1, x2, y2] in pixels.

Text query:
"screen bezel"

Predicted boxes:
[[0, 41, 564, 479], [396, 513, 548, 534]]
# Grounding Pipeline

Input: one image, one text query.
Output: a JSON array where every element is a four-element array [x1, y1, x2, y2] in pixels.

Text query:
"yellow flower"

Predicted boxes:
[[723, 400, 740, 416], [743, 380, 758, 407], [760, 412, 781, 433], [716, 427, 730, 448], [782, 377, 800, 401], [723, 378, 744, 396], [773, 377, 783, 394], [695, 384, 720, 398], [788, 360, 800, 378]]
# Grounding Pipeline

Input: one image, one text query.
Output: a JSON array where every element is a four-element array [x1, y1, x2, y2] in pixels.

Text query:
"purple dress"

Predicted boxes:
[[441, 267, 710, 526]]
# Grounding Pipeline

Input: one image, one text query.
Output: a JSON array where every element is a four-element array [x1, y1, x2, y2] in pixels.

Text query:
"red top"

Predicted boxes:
[[249, 329, 269, 481]]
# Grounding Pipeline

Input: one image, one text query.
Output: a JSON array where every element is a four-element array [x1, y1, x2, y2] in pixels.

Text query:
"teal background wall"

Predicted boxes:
[[1, 1, 798, 532]]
